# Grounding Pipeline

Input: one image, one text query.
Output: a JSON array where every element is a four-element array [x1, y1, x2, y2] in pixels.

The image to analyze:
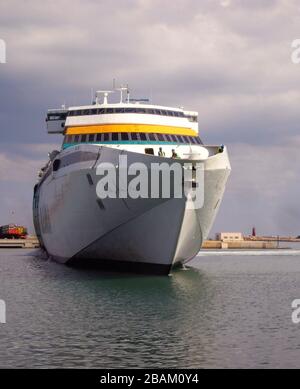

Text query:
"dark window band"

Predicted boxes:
[[67, 107, 197, 121], [64, 133, 203, 145]]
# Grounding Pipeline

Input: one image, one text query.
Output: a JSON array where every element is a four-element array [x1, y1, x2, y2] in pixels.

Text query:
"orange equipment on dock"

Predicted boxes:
[[0, 224, 28, 239]]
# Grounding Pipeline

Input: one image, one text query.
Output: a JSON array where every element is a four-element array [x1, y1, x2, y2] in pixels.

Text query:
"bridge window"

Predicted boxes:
[[88, 134, 94, 142], [63, 132, 203, 146], [112, 133, 119, 141], [148, 133, 156, 141], [67, 107, 189, 119]]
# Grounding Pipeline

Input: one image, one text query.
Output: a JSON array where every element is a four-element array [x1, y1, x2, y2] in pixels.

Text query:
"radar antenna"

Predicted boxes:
[[115, 85, 129, 103], [95, 90, 114, 105]]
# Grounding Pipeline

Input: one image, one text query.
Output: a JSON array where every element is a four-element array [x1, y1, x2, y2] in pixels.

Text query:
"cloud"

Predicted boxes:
[[213, 139, 300, 236], [0, 0, 300, 234]]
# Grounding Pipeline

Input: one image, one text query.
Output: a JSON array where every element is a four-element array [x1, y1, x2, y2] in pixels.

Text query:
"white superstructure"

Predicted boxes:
[[33, 88, 231, 274]]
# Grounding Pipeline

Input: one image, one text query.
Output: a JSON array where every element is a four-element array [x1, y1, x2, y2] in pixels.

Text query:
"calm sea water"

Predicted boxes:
[[1, 248, 300, 368]]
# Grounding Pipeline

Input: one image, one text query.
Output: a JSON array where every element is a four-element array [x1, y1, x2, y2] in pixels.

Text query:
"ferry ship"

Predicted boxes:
[[33, 87, 231, 274]]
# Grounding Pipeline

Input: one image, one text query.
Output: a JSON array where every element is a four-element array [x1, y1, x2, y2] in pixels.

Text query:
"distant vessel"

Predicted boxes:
[[33, 87, 231, 274]]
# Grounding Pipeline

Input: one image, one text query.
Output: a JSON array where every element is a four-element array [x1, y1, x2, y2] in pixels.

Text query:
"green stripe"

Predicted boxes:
[[62, 141, 182, 150]]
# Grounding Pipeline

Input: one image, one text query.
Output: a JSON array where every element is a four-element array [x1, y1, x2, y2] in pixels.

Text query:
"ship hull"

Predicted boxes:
[[33, 145, 230, 274]]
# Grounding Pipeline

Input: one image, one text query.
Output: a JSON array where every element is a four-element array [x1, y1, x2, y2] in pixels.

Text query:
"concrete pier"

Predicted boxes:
[[202, 240, 277, 250], [0, 237, 40, 249]]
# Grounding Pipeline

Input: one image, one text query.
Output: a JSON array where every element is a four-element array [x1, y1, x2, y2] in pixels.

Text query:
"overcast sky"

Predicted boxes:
[[0, 0, 300, 236]]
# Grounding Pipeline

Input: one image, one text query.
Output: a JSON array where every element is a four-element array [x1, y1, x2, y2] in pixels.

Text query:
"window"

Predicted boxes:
[[131, 133, 138, 140], [96, 133, 102, 142], [154, 109, 162, 115], [121, 133, 129, 141], [191, 137, 197, 145], [164, 134, 172, 142], [115, 107, 125, 113], [145, 148, 154, 155], [196, 137, 203, 145], [112, 133, 119, 141], [148, 133, 156, 141], [103, 133, 110, 141], [140, 133, 147, 141], [126, 108, 137, 113], [177, 136, 184, 143], [157, 133, 164, 141], [107, 108, 114, 114], [172, 135, 179, 142], [81, 134, 87, 142], [74, 135, 80, 143], [88, 134, 95, 142]]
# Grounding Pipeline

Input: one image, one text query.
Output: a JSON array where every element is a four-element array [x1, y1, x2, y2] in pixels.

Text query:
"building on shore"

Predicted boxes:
[[215, 232, 243, 242], [203, 232, 277, 249]]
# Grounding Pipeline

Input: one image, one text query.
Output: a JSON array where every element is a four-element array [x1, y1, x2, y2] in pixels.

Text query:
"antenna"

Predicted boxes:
[[115, 86, 128, 103], [91, 87, 94, 104], [95, 90, 114, 105], [129, 98, 150, 103], [126, 84, 130, 103]]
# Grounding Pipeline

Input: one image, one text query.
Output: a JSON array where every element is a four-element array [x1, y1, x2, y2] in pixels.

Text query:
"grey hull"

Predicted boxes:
[[33, 145, 230, 274]]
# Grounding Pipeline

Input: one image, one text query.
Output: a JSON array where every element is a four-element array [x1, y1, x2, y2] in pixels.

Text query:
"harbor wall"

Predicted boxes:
[[202, 240, 277, 249], [0, 237, 40, 248]]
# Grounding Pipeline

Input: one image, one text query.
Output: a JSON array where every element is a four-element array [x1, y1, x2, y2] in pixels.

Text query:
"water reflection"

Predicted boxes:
[[2, 252, 218, 368], [3, 250, 300, 368]]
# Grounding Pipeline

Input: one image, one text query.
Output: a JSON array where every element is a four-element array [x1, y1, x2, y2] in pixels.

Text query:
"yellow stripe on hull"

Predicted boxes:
[[66, 124, 198, 136]]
